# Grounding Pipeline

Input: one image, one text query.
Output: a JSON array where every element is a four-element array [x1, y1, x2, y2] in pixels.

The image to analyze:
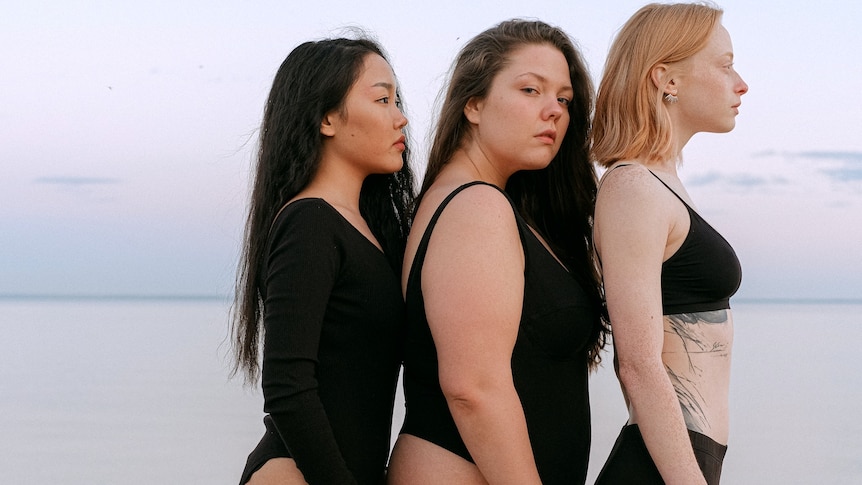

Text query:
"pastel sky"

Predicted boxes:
[[2, 0, 860, 300]]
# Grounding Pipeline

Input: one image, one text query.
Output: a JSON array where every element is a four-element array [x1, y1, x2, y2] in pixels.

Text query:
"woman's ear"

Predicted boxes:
[[464, 96, 483, 124], [320, 112, 337, 137], [651, 63, 677, 97]]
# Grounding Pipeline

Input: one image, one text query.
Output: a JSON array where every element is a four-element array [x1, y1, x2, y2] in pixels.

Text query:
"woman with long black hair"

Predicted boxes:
[[230, 36, 415, 485]]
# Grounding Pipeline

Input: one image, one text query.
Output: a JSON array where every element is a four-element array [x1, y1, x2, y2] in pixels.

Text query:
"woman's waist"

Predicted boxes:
[[625, 362, 731, 444]]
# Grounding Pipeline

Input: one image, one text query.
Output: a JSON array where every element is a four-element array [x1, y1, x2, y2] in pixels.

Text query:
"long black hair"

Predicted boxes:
[[422, 20, 608, 366], [231, 37, 415, 383]]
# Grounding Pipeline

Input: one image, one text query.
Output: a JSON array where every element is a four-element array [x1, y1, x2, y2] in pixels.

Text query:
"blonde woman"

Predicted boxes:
[[592, 3, 748, 484]]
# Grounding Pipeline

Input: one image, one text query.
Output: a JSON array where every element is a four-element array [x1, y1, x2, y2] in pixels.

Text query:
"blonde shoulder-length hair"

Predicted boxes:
[[592, 2, 723, 168]]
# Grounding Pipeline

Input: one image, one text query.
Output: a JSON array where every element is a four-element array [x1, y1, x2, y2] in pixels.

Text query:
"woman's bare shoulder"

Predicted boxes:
[[423, 182, 516, 232], [597, 162, 671, 215], [599, 162, 658, 194]]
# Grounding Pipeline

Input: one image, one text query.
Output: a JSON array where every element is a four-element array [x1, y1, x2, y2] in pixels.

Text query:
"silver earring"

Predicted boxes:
[[664, 93, 678, 103]]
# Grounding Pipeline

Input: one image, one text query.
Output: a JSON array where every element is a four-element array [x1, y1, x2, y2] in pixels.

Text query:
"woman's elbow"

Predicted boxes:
[[616, 355, 663, 392], [439, 374, 497, 417]]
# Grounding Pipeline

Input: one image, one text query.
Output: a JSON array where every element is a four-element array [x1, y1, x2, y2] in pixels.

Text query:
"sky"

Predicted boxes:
[[2, 0, 860, 300]]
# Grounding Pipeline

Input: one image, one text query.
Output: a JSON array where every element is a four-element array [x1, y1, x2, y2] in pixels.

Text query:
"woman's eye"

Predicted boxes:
[[378, 96, 390, 104], [522, 87, 538, 95], [558, 97, 571, 107]]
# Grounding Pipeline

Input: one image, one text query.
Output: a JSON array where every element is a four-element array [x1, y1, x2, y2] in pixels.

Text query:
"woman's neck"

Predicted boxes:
[[295, 161, 364, 214], [452, 144, 509, 188]]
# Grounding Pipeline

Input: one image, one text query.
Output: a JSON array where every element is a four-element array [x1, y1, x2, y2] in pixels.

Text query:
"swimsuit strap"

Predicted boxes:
[[407, 181, 512, 289], [646, 170, 693, 211]]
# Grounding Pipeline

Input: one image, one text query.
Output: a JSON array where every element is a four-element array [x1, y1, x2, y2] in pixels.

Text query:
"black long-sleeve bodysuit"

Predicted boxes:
[[239, 199, 403, 485]]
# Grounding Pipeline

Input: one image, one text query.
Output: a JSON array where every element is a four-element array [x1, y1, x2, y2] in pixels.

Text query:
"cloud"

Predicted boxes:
[[34, 177, 121, 186], [795, 151, 862, 163], [753, 150, 862, 184], [751, 150, 862, 163], [821, 168, 862, 181], [687, 172, 723, 186], [793, 151, 862, 183], [687, 171, 787, 188], [751, 150, 779, 158], [32, 177, 122, 204]]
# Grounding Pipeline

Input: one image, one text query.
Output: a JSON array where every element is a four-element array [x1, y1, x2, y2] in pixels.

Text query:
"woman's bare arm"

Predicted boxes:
[[422, 185, 542, 485]]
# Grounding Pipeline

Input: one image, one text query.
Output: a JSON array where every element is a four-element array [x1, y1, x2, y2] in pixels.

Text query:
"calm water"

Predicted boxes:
[[0, 299, 859, 484]]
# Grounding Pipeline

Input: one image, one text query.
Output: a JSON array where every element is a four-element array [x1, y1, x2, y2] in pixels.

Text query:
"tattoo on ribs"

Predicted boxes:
[[667, 366, 709, 433], [664, 310, 729, 433]]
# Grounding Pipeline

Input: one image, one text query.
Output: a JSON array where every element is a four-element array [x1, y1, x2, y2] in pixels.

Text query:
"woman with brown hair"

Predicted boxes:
[[387, 19, 607, 485]]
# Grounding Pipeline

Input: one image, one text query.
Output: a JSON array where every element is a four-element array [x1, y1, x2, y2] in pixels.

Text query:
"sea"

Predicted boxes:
[[1, 297, 859, 484]]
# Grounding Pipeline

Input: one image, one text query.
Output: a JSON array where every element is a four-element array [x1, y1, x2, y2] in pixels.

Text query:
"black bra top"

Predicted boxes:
[[647, 170, 742, 314]]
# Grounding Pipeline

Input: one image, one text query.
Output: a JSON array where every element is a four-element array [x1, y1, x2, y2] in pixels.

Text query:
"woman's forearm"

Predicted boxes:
[[619, 360, 707, 485]]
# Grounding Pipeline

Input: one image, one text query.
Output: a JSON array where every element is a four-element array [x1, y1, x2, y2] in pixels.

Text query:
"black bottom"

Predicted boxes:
[[594, 424, 727, 485], [238, 415, 291, 485]]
